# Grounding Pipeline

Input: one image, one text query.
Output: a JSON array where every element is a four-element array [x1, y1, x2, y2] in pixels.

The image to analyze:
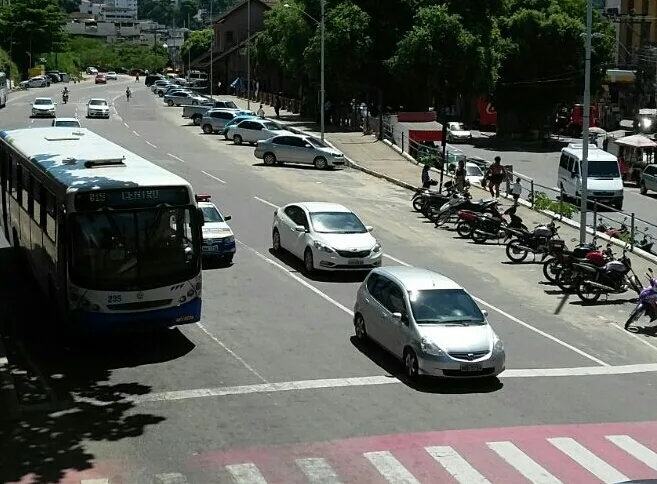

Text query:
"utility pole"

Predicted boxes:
[[319, 0, 325, 142], [579, 0, 592, 243], [247, 0, 251, 109], [209, 0, 214, 99], [187, 13, 191, 75]]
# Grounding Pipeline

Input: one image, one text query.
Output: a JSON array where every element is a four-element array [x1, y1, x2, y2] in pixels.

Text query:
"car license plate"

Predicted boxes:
[[202, 245, 219, 252], [460, 362, 482, 371], [348, 260, 364, 265]]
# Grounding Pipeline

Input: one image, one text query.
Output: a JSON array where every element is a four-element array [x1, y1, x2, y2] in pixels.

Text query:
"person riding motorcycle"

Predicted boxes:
[[61, 87, 69, 103]]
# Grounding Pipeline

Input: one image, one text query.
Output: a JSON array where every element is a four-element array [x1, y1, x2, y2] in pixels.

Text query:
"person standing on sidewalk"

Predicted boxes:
[[274, 94, 282, 119], [485, 156, 507, 198], [257, 104, 265, 118]]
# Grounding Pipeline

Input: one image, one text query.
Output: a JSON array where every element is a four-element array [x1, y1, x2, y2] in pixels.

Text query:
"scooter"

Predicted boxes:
[[625, 268, 657, 330], [434, 191, 496, 228], [470, 204, 527, 244]]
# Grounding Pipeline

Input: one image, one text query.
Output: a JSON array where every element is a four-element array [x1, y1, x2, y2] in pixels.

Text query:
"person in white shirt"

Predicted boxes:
[[511, 177, 522, 201], [257, 104, 265, 118]]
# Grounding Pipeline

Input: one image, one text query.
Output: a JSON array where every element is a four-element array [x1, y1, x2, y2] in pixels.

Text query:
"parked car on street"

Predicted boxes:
[[447, 122, 473, 142], [201, 109, 243, 134], [226, 118, 293, 145], [640, 164, 657, 195], [163, 91, 206, 107], [222, 114, 258, 138], [254, 133, 346, 169], [20, 76, 49, 88], [183, 101, 246, 125]]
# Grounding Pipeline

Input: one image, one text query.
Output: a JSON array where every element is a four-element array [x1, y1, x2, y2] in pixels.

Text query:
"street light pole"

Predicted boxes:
[[209, 0, 214, 99], [247, 0, 251, 109], [319, 0, 325, 142], [579, 0, 592, 243]]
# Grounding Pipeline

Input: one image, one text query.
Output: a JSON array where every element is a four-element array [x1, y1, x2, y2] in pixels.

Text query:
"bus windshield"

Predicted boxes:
[[69, 207, 199, 291]]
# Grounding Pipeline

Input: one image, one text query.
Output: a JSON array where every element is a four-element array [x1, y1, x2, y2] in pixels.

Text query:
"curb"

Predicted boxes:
[[0, 337, 19, 422]]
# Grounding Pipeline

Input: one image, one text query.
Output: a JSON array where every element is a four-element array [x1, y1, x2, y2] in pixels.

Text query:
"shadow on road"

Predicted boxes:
[[267, 248, 368, 284], [0, 247, 187, 484], [349, 337, 503, 394], [470, 136, 570, 154]]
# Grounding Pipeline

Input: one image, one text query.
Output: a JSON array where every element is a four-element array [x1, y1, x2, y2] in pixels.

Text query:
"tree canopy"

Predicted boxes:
[[253, 0, 616, 131], [65, 38, 170, 73], [181, 29, 212, 61], [139, 0, 238, 27]]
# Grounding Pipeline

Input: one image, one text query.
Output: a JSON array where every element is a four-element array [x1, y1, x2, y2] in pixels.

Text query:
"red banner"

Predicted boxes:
[[478, 98, 497, 126]]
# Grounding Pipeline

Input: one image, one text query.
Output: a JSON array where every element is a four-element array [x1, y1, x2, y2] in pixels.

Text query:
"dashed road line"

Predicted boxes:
[[146, 140, 157, 148], [250, 195, 609, 367], [202, 170, 226, 184], [167, 153, 185, 163], [124, 122, 129, 128], [132, 130, 140, 137]]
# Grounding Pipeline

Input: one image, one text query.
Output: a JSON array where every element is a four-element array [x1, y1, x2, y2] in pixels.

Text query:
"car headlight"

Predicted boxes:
[[225, 235, 235, 243], [372, 243, 381, 253], [420, 337, 444, 356], [313, 241, 334, 253], [493, 336, 504, 353], [615, 190, 623, 196]]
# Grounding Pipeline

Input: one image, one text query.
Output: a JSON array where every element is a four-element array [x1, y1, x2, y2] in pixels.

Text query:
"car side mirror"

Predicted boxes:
[[294, 225, 307, 232], [482, 310, 488, 317], [366, 226, 374, 232], [392, 312, 409, 324], [54, 102, 58, 105], [224, 215, 232, 221]]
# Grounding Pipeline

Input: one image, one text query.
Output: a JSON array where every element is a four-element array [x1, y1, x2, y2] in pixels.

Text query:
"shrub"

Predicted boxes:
[[532, 191, 578, 219]]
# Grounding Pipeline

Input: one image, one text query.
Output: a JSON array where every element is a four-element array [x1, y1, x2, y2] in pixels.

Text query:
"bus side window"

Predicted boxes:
[[31, 177, 41, 223], [24, 170, 33, 217], [15, 163, 21, 204], [39, 186, 47, 229], [559, 153, 569, 169], [8, 154, 15, 195], [45, 191, 56, 241]]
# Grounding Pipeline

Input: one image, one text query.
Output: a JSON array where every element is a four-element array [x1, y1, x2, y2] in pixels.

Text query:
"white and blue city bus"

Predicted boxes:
[[0, 127, 204, 331], [0, 71, 8, 108]]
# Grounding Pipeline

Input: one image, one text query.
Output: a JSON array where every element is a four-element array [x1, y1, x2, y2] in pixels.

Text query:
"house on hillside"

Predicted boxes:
[[191, 0, 278, 94]]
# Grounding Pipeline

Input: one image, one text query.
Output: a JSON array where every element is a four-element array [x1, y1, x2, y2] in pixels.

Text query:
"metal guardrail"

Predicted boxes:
[[381, 117, 657, 255]]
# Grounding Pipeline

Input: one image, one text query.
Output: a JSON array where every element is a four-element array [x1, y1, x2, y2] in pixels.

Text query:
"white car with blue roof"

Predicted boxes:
[[197, 194, 236, 263]]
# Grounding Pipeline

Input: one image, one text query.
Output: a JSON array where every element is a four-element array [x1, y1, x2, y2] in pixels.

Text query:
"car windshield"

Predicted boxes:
[[201, 206, 224, 223], [409, 289, 485, 325], [309, 211, 367, 234], [224, 101, 238, 109], [90, 100, 107, 106], [55, 120, 80, 127], [450, 122, 465, 131], [34, 99, 52, 105], [466, 165, 483, 176], [307, 137, 328, 148], [69, 207, 199, 291], [589, 160, 620, 177], [262, 122, 282, 130]]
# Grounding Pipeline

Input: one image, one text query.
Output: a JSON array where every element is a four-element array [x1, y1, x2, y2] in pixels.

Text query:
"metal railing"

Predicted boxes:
[[381, 117, 657, 257]]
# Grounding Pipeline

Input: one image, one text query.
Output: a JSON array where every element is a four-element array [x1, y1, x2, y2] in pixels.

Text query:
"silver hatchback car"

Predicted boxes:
[[353, 266, 505, 380]]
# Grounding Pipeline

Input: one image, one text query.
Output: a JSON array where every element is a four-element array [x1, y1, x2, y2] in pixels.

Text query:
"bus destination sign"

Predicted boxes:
[[75, 187, 190, 211]]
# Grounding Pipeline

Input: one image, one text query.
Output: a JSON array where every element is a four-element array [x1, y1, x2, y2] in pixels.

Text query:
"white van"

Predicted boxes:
[[557, 143, 624, 210]]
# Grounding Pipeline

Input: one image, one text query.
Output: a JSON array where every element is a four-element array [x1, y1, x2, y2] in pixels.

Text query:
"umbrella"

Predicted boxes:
[[614, 134, 657, 148]]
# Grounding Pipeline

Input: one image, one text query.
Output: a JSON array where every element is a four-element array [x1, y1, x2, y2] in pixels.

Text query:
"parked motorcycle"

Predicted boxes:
[[625, 268, 657, 330], [634, 227, 655, 254], [555, 244, 612, 292], [435, 192, 497, 228], [505, 221, 560, 263], [575, 248, 642, 303], [411, 179, 441, 212], [470, 204, 528, 244], [542, 241, 598, 283], [596, 216, 629, 239]]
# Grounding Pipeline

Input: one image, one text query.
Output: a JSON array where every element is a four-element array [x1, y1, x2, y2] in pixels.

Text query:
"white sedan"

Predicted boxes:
[[272, 202, 382, 274], [31, 97, 56, 117], [106, 71, 118, 80], [21, 76, 49, 88], [447, 122, 473, 142], [52, 117, 81, 128], [86, 98, 110, 118]]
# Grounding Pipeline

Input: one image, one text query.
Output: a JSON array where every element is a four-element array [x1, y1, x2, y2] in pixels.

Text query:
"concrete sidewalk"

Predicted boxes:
[[226, 95, 657, 275]]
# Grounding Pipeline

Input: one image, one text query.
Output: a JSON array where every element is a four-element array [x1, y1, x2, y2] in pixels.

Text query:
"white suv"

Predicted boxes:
[[226, 119, 294, 145]]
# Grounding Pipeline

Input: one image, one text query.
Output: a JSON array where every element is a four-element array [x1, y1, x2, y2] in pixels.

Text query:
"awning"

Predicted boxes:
[[604, 69, 636, 84], [614, 134, 657, 148]]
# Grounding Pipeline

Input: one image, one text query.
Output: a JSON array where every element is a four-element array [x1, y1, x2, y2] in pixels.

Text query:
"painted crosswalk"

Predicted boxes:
[[10, 422, 657, 483]]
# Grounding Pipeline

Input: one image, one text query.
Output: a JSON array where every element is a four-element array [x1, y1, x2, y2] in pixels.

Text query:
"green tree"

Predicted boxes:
[[387, 5, 480, 109], [0, 0, 69, 74], [58, 0, 82, 14], [0, 46, 20, 84], [494, 0, 615, 133], [181, 28, 212, 61], [139, 0, 175, 25], [65, 38, 169, 73]]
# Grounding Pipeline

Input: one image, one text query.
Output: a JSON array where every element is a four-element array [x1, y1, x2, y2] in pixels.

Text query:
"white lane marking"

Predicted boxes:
[[364, 451, 421, 483], [132, 130, 140, 137], [249, 196, 609, 367], [225, 463, 268, 484], [73, 362, 657, 405], [146, 140, 157, 148], [154, 473, 188, 484], [124, 122, 129, 128], [426, 446, 491, 484], [610, 322, 657, 353], [167, 153, 185, 163], [548, 437, 628, 483], [253, 196, 279, 209], [237, 240, 354, 316], [81, 480, 110, 484], [487, 441, 562, 484], [196, 322, 267, 383], [202, 170, 226, 184], [606, 435, 657, 470], [296, 457, 344, 483]]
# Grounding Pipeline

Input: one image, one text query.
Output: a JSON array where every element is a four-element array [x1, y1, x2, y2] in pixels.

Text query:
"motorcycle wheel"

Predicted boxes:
[[505, 239, 528, 263], [556, 269, 578, 293], [624, 307, 645, 330], [471, 230, 487, 244], [412, 197, 424, 212], [629, 274, 643, 294], [427, 206, 441, 223], [576, 280, 601, 303], [542, 258, 563, 283], [456, 221, 473, 238]]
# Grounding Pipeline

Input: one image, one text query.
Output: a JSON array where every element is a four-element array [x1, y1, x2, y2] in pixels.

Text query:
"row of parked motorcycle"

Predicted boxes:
[[411, 183, 657, 329]]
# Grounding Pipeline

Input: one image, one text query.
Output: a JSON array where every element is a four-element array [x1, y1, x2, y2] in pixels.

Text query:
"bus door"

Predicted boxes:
[[0, 147, 7, 241]]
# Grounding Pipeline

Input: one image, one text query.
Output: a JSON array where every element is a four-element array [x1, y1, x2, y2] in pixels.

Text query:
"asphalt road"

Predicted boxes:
[[2, 79, 657, 483], [454, 139, 657, 236]]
